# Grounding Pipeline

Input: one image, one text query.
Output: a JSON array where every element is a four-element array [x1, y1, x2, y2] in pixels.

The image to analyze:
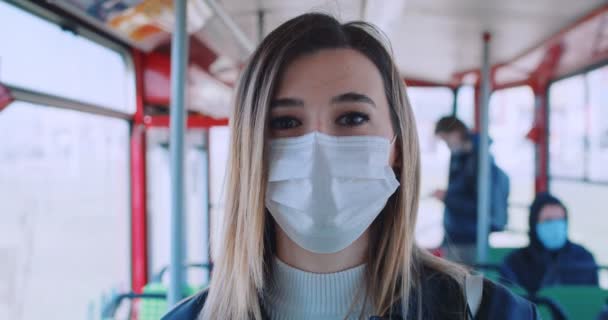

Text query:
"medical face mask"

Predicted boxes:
[[265, 132, 400, 254], [536, 219, 568, 251]]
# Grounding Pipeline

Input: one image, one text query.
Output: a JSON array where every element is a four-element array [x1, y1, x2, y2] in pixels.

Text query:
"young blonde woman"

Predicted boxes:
[[164, 13, 538, 320]]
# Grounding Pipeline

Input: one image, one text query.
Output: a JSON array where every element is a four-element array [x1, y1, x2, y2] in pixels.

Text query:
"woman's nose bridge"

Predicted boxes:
[[307, 107, 333, 134]]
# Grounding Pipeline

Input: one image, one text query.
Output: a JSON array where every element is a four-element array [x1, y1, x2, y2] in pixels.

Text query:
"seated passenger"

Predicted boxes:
[[598, 302, 608, 320], [500, 193, 598, 293]]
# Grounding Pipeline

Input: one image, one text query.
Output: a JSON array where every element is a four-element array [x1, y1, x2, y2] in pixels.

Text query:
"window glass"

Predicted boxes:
[[586, 66, 608, 182], [0, 1, 132, 112], [407, 87, 454, 248], [548, 67, 608, 289], [209, 126, 230, 259], [548, 75, 586, 179], [489, 86, 535, 236], [0, 101, 130, 319], [146, 129, 211, 285], [550, 180, 608, 288], [456, 85, 475, 129]]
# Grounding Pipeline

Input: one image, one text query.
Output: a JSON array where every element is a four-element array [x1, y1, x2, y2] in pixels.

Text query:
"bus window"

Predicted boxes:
[[488, 86, 535, 246], [209, 126, 230, 259], [0, 101, 130, 319], [146, 129, 211, 284], [549, 75, 586, 179], [0, 1, 132, 113], [587, 66, 608, 182], [549, 69, 608, 288], [456, 85, 475, 129], [407, 87, 453, 248]]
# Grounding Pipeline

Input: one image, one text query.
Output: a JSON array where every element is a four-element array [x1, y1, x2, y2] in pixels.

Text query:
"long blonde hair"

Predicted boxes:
[[202, 13, 468, 320]]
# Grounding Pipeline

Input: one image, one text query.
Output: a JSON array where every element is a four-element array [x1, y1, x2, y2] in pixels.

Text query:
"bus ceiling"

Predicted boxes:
[[39, 0, 608, 92]]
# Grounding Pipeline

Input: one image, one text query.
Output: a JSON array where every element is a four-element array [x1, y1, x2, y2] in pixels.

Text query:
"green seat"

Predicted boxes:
[[483, 269, 502, 283], [487, 247, 516, 265], [479, 247, 518, 285], [536, 286, 608, 320], [139, 283, 204, 320]]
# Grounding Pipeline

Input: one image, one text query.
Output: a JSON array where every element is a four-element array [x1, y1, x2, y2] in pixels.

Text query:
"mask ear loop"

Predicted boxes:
[[390, 135, 398, 145], [389, 134, 401, 182]]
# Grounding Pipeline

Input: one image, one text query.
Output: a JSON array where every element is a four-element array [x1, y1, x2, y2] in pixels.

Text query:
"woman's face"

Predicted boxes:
[[270, 48, 399, 166]]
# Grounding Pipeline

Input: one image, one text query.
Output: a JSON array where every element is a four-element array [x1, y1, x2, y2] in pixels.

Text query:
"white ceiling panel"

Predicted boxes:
[[208, 0, 606, 83]]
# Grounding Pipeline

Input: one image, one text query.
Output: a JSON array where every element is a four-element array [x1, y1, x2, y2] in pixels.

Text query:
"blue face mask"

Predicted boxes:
[[536, 219, 568, 250]]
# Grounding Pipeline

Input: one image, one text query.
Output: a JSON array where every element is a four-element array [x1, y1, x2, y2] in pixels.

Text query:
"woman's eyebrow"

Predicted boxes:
[[331, 92, 376, 108], [270, 97, 304, 108]]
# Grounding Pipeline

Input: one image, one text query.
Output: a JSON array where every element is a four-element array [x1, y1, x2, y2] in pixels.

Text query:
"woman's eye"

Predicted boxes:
[[269, 117, 302, 130], [336, 112, 370, 127]]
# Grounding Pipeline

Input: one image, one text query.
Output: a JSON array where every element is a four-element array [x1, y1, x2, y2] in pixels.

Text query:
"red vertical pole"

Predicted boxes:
[[130, 124, 149, 293], [474, 84, 481, 132], [133, 51, 146, 125], [529, 44, 562, 193], [533, 90, 549, 193], [131, 50, 149, 293]]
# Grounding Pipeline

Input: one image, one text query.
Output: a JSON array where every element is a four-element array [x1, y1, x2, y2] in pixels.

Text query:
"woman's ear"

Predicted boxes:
[[390, 138, 402, 170]]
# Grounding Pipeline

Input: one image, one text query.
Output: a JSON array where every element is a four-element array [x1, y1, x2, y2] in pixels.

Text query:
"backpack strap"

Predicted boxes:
[[465, 274, 484, 320]]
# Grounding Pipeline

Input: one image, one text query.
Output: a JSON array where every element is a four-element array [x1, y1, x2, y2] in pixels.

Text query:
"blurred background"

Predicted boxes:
[[0, 0, 607, 319]]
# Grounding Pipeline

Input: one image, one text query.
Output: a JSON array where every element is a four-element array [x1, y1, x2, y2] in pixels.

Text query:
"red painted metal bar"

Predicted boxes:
[[492, 78, 531, 91], [524, 4, 607, 61], [452, 4, 608, 89], [144, 114, 229, 129], [591, 12, 607, 58], [529, 45, 563, 93], [130, 124, 149, 294], [404, 78, 455, 89], [528, 93, 549, 193], [130, 49, 149, 293], [529, 44, 563, 193], [143, 52, 172, 107], [0, 82, 14, 111], [132, 50, 146, 124]]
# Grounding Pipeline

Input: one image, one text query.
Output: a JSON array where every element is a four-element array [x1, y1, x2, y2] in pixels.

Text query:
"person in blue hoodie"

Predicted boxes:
[[499, 192, 598, 293], [433, 116, 496, 265], [597, 301, 608, 320]]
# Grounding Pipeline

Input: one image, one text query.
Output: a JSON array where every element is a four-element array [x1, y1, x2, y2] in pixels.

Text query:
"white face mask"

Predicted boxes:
[[265, 132, 400, 254]]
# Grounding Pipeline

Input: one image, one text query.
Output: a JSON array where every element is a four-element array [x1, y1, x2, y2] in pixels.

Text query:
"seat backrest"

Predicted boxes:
[[538, 304, 553, 320], [139, 283, 203, 320], [537, 286, 608, 320], [477, 247, 518, 287], [488, 247, 515, 265]]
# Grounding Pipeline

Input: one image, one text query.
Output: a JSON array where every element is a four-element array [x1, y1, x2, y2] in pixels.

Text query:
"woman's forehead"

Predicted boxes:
[[274, 48, 386, 102]]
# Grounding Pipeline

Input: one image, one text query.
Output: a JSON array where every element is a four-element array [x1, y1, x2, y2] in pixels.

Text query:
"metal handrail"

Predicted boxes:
[[101, 292, 166, 319], [153, 263, 213, 282], [474, 263, 608, 272]]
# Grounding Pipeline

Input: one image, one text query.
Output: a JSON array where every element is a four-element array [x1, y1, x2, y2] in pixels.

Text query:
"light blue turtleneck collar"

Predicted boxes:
[[263, 258, 371, 320]]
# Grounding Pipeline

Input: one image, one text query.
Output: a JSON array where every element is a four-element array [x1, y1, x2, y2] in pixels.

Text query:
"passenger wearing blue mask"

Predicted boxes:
[[500, 193, 598, 293]]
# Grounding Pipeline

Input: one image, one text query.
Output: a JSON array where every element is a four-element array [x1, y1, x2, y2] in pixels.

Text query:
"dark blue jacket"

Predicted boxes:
[[162, 268, 539, 320], [444, 134, 498, 244], [499, 193, 598, 293], [597, 302, 608, 320]]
